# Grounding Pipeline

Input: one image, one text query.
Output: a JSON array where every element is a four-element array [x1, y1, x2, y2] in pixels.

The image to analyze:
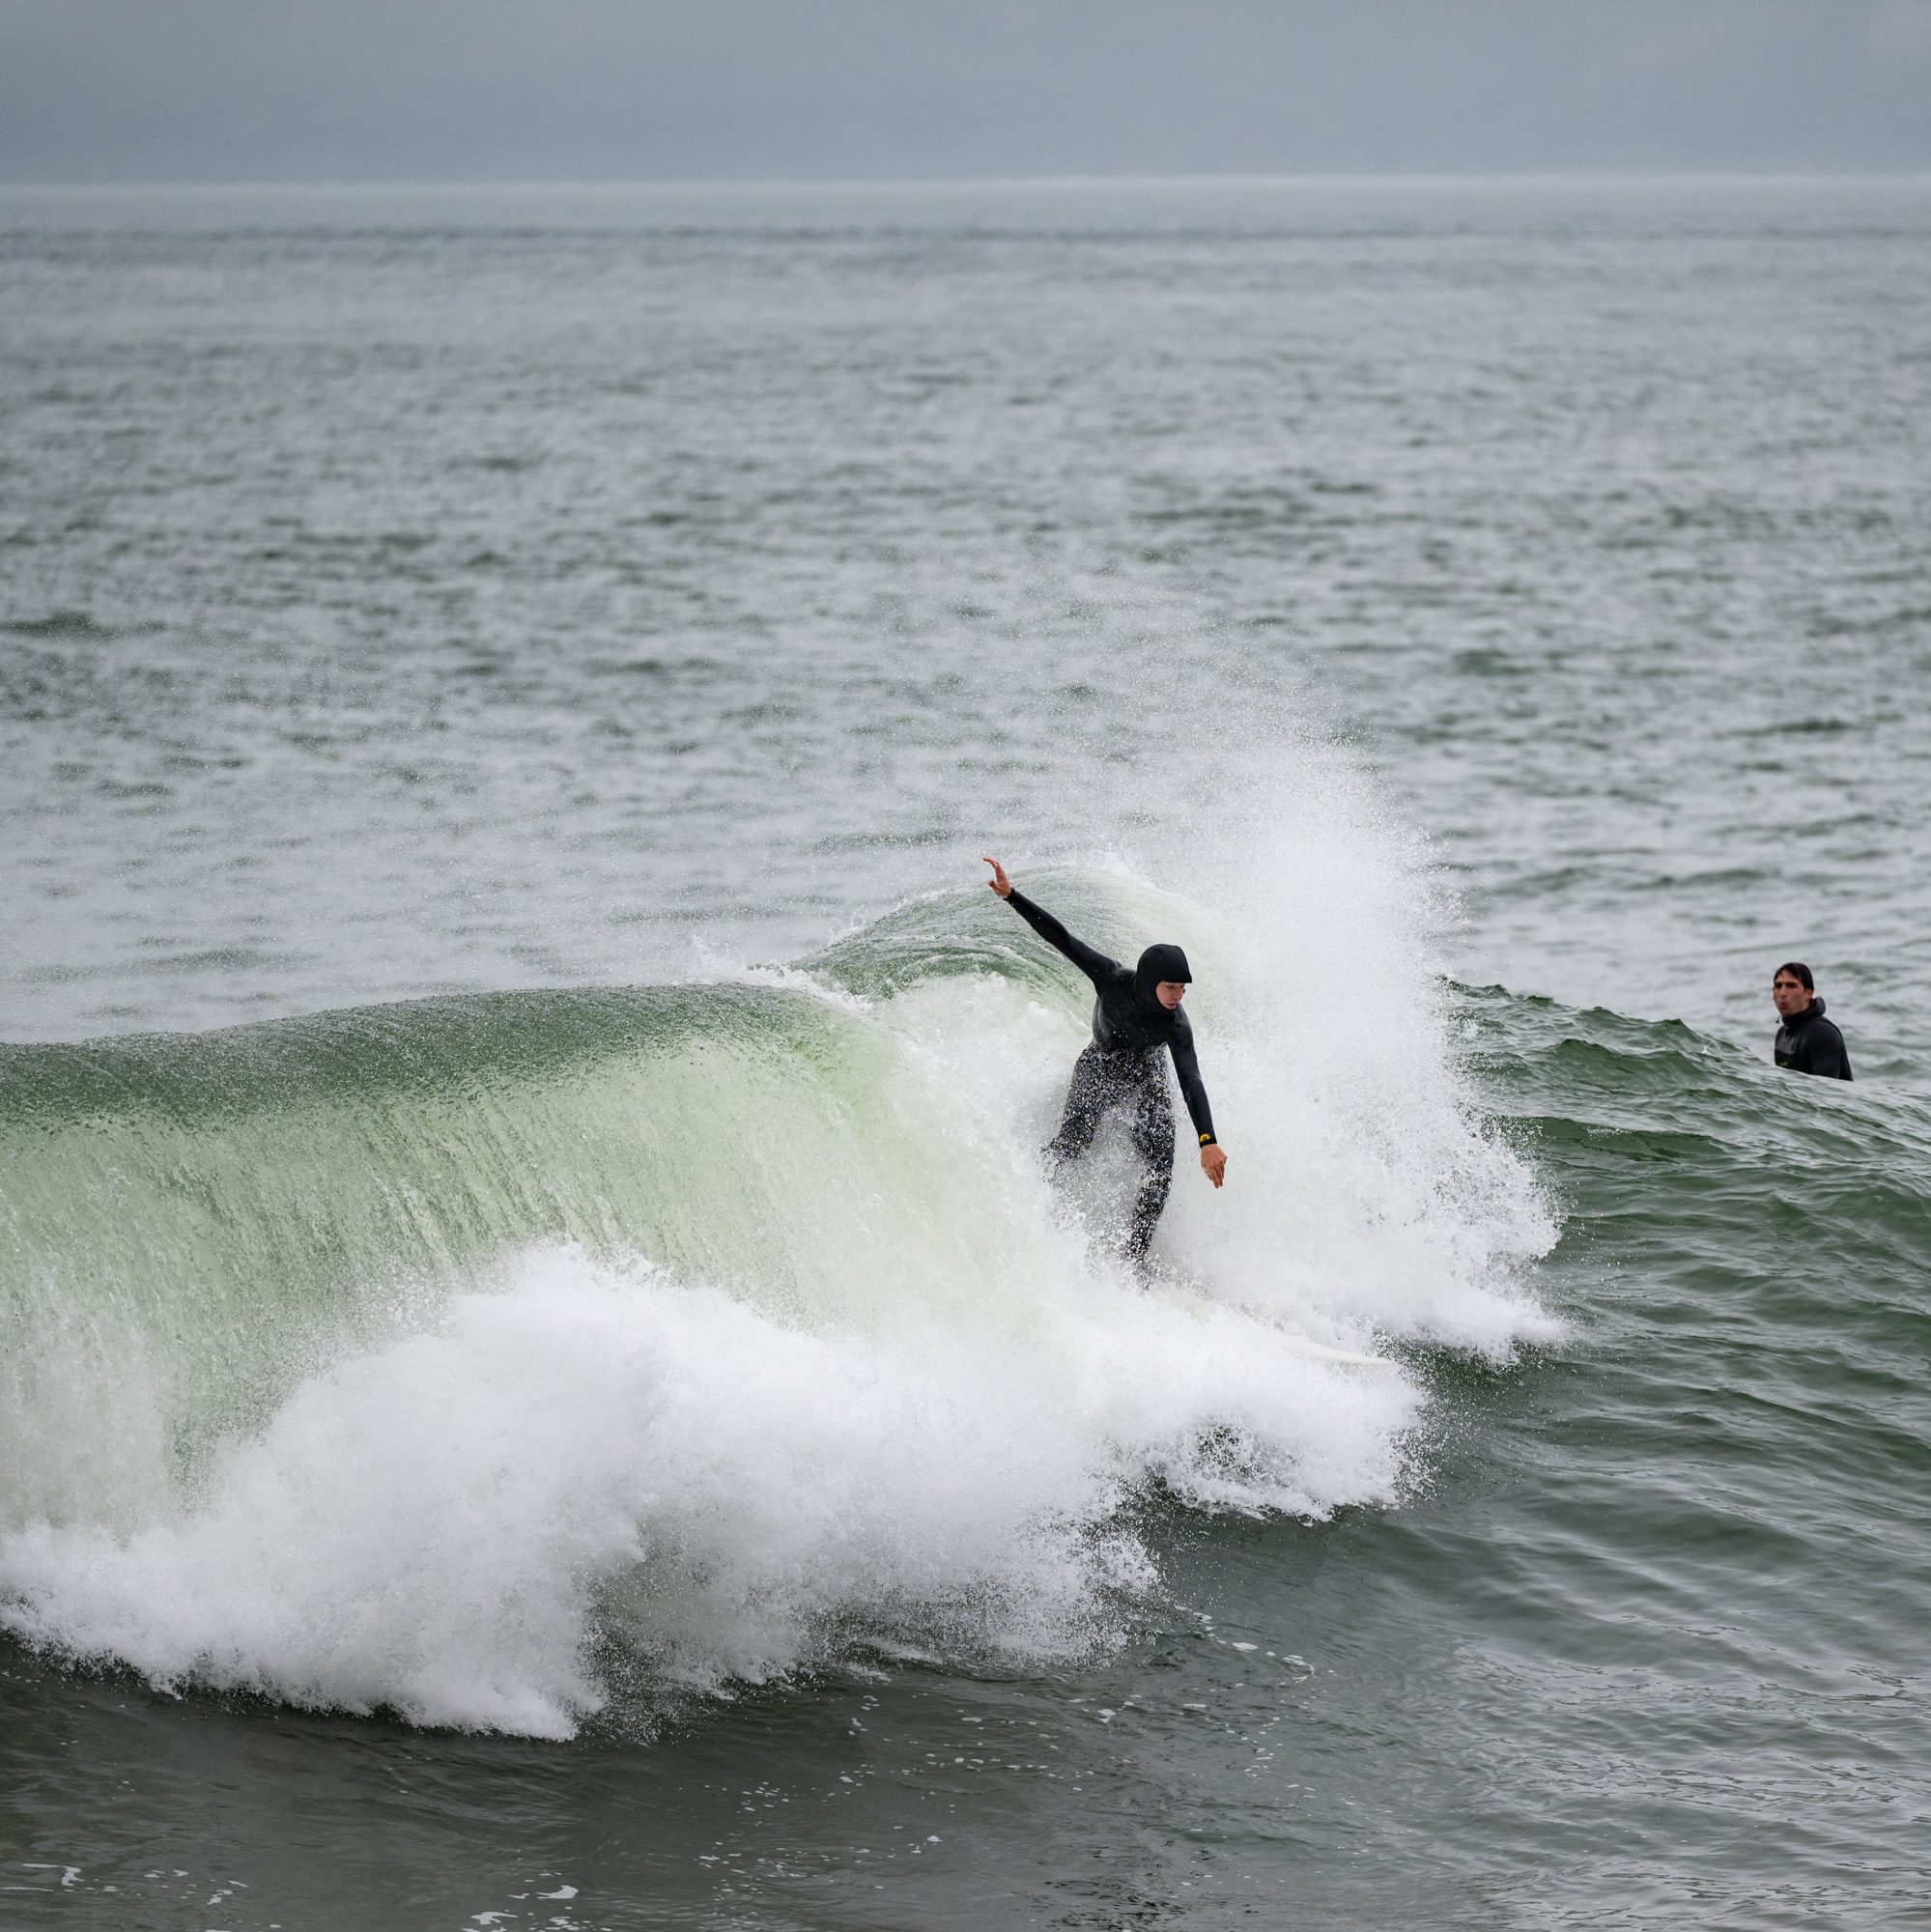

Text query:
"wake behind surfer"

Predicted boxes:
[[984, 857, 1226, 1264], [1772, 962, 1852, 1080]]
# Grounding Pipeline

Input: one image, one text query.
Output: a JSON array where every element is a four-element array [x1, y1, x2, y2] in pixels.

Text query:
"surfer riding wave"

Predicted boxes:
[[983, 858, 1226, 1264]]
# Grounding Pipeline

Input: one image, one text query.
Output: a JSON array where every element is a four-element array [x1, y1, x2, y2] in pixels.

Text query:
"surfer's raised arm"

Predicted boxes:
[[982, 858, 1118, 989]]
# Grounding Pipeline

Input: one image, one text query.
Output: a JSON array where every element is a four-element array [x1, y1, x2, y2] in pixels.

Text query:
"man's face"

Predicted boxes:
[[1773, 972, 1812, 1017], [1156, 980, 1187, 1010]]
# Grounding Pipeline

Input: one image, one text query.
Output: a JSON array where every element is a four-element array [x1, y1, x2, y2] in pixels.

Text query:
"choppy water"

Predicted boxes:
[[4, 180, 1929, 1929]]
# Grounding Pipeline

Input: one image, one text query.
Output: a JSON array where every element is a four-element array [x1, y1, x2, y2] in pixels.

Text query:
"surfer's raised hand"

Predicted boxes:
[[1202, 1144, 1227, 1188], [982, 856, 1012, 898]]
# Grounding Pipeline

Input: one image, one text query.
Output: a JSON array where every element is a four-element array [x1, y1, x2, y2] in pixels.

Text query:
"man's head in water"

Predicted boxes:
[[1137, 943, 1191, 1010], [1773, 962, 1814, 1018]]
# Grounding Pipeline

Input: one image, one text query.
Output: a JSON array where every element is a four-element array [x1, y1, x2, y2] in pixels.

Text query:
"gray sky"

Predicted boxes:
[[3, 0, 1928, 184]]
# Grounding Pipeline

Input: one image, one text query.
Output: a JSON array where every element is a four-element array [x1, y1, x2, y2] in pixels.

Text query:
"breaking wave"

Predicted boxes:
[[0, 813, 1555, 1736]]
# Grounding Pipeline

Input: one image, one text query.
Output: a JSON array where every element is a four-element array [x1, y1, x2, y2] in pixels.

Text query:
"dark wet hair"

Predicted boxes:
[[1774, 961, 1813, 991]]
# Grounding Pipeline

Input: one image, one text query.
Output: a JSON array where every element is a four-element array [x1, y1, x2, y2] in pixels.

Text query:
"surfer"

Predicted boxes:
[[1772, 962, 1852, 1080], [983, 857, 1226, 1264]]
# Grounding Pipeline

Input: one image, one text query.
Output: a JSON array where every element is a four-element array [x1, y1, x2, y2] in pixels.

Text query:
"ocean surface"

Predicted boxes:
[[3, 179, 1929, 1930]]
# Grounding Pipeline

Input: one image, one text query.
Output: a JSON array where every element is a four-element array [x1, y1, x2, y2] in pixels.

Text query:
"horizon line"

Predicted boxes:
[[6, 168, 1931, 195]]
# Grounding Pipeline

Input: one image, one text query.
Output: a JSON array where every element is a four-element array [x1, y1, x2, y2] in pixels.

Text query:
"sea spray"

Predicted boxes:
[[1147, 742, 1558, 1354]]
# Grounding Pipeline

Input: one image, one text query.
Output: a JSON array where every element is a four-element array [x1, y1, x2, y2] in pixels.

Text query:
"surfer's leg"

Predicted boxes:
[[1044, 1047, 1111, 1167], [1122, 1075, 1176, 1263]]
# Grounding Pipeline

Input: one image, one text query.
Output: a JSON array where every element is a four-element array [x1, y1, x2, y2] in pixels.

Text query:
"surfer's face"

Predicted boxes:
[[1155, 980, 1186, 1009], [1772, 972, 1811, 1017]]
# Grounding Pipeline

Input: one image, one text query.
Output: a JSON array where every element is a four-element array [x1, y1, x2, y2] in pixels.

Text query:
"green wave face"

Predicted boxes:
[[2, 982, 951, 1510]]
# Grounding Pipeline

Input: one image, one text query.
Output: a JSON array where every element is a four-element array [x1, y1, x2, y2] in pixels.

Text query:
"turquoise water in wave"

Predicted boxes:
[[3, 182, 1929, 1929]]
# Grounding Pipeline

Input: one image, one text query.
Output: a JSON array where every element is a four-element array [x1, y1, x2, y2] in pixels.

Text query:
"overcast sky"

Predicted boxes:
[[3, 0, 1928, 185]]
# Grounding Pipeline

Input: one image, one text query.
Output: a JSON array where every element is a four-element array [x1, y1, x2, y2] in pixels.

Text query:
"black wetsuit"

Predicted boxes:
[[1004, 888, 1216, 1262], [1775, 997, 1852, 1081]]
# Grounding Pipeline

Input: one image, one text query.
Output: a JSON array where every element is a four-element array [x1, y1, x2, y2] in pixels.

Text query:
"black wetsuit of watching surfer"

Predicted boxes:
[[983, 860, 1223, 1264], [1775, 996, 1853, 1080]]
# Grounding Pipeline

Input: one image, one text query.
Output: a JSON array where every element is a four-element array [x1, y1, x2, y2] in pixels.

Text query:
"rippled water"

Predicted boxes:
[[4, 181, 1928, 1930]]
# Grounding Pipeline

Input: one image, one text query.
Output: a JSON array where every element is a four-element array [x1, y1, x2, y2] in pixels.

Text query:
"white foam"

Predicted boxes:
[[0, 1242, 1414, 1736]]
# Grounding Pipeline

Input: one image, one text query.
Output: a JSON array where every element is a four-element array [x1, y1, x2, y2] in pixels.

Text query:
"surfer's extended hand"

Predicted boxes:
[[982, 856, 1012, 898], [1202, 1145, 1227, 1188]]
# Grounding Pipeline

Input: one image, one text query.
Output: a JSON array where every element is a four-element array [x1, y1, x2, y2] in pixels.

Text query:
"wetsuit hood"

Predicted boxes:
[[1135, 944, 1192, 996]]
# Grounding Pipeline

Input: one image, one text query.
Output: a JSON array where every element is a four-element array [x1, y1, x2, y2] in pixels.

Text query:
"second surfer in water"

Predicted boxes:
[[983, 857, 1226, 1264]]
